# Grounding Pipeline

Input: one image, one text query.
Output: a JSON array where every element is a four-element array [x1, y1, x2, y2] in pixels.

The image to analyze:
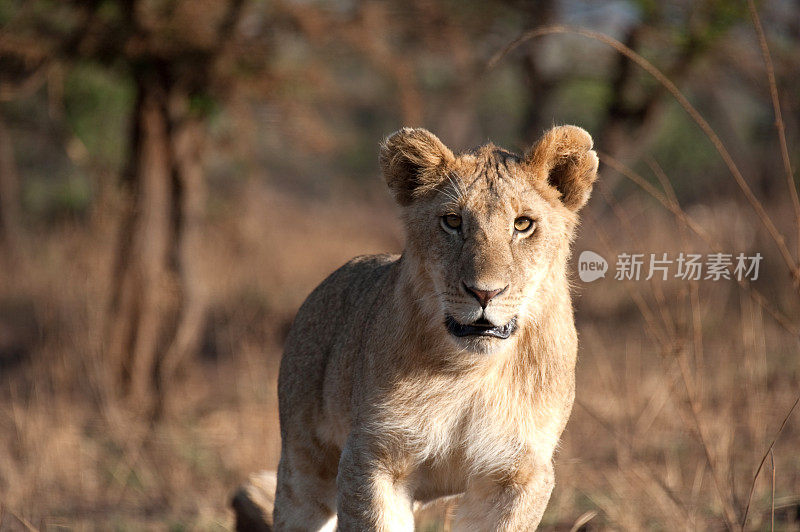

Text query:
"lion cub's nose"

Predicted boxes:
[[463, 283, 508, 308]]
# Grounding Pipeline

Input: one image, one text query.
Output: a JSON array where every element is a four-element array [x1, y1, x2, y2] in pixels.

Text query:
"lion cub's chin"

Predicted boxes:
[[447, 334, 516, 356]]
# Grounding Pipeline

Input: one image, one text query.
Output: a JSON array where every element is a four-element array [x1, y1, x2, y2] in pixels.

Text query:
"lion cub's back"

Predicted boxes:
[[277, 253, 400, 442]]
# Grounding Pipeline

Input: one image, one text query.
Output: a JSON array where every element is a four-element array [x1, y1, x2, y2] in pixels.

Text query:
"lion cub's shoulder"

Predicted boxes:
[[290, 253, 400, 332], [323, 253, 400, 296], [280, 252, 401, 397]]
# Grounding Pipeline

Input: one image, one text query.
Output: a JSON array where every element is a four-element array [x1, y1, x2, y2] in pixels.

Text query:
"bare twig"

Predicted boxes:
[[569, 510, 598, 532], [5, 508, 38, 532], [747, 0, 800, 263], [770, 449, 775, 532], [741, 394, 800, 529]]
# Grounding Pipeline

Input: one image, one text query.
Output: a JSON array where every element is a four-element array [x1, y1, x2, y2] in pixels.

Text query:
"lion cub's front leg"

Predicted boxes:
[[454, 459, 555, 531], [335, 435, 415, 531]]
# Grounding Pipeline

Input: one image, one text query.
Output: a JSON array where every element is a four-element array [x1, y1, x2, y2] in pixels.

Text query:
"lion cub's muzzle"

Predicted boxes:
[[445, 315, 518, 339]]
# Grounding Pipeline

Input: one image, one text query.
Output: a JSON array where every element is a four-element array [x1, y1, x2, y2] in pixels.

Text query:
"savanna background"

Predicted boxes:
[[0, 0, 799, 530]]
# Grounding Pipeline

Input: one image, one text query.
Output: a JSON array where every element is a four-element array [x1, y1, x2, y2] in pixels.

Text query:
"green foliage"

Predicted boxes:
[[695, 0, 749, 42], [189, 92, 220, 118], [64, 62, 134, 169], [650, 99, 721, 198], [96, 0, 125, 25], [631, 0, 659, 20], [0, 0, 19, 25], [665, 0, 748, 53], [550, 78, 613, 134], [24, 173, 91, 219]]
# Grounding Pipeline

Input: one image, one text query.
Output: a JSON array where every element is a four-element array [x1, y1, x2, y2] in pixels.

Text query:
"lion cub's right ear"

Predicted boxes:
[[525, 125, 599, 212], [380, 127, 455, 206]]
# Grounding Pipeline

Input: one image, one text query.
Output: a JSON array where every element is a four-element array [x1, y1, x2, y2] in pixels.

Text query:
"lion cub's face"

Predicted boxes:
[[381, 126, 598, 354]]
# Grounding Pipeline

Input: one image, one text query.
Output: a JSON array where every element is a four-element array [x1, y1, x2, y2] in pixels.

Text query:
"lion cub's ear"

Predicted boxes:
[[380, 127, 455, 206], [525, 125, 599, 211]]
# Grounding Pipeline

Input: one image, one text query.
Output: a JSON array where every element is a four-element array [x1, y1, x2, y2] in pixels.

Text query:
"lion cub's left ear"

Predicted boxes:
[[380, 127, 455, 206], [525, 125, 599, 211]]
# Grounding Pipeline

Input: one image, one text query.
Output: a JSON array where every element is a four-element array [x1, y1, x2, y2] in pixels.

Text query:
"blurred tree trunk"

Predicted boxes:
[[0, 116, 22, 265], [160, 99, 208, 405], [105, 70, 207, 418], [97, 0, 244, 419]]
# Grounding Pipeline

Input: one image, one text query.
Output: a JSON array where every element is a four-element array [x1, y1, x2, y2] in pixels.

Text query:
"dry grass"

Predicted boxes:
[[0, 183, 404, 530], [2, 14, 800, 530], [1, 176, 799, 530]]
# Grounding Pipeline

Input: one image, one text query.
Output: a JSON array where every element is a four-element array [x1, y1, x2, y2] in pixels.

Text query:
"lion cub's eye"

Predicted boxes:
[[442, 213, 462, 231], [514, 216, 534, 233]]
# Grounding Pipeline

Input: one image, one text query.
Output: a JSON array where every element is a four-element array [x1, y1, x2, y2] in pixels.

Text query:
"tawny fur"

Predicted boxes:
[[273, 126, 599, 531]]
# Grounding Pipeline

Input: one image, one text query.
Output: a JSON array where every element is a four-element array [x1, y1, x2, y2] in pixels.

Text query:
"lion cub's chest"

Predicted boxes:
[[386, 373, 539, 480]]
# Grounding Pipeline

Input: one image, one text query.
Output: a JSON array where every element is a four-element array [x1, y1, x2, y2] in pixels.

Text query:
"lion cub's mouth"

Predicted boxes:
[[445, 316, 518, 340]]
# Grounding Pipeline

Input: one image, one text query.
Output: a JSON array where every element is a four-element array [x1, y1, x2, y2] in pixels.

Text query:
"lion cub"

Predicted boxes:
[[274, 126, 598, 531]]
